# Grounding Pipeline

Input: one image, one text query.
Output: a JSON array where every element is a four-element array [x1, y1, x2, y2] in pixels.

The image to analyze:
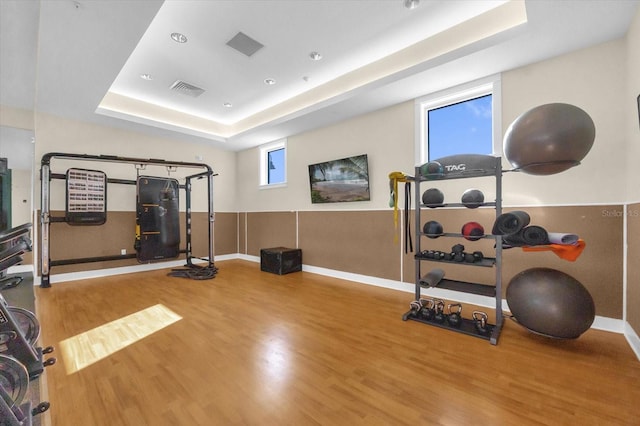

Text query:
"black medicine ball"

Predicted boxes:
[[461, 189, 485, 208], [422, 188, 444, 207], [423, 220, 444, 238]]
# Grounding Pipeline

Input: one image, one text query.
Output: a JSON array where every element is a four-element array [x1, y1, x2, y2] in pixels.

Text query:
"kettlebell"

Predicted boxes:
[[433, 299, 446, 323], [419, 298, 435, 321], [473, 310, 490, 335], [409, 301, 422, 318], [447, 303, 463, 328]]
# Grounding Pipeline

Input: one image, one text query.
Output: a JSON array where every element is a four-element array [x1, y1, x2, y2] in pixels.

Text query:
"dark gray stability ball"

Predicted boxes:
[[506, 267, 595, 339], [503, 103, 595, 175]]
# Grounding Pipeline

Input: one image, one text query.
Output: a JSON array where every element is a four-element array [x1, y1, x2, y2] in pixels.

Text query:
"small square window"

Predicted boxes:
[[267, 148, 285, 184], [260, 139, 286, 187]]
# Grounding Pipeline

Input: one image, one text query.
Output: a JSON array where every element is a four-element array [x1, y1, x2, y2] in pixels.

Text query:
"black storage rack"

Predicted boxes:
[[403, 155, 504, 345]]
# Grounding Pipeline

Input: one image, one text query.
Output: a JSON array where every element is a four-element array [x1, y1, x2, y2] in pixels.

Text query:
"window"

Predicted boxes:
[[260, 139, 286, 187], [416, 75, 501, 164]]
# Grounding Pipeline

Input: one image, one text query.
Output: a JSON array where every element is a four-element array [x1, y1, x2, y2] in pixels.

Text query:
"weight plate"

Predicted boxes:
[[8, 307, 40, 346], [0, 354, 29, 407]]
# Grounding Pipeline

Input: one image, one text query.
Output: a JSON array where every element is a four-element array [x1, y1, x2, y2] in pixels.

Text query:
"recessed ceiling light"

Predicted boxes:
[[404, 0, 420, 9], [140, 74, 152, 80], [223, 102, 233, 108], [170, 32, 188, 43], [264, 78, 276, 85], [309, 51, 322, 61]]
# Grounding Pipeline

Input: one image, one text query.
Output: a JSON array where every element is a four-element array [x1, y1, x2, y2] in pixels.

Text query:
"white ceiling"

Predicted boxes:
[[1, 0, 638, 152]]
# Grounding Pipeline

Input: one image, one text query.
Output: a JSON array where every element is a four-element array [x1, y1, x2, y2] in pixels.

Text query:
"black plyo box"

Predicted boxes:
[[260, 247, 302, 275]]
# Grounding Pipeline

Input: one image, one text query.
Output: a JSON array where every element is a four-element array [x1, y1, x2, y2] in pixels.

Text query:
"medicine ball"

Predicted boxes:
[[506, 267, 595, 339], [503, 103, 595, 175], [461, 222, 484, 241], [419, 161, 443, 176], [423, 220, 443, 238], [422, 188, 444, 207], [461, 189, 484, 208]]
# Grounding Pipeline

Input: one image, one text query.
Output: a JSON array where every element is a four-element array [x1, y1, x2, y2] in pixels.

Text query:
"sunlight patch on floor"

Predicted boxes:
[[59, 304, 182, 374]]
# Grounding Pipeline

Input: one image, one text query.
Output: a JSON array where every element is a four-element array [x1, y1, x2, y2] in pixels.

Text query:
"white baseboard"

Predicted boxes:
[[591, 316, 625, 333], [37, 258, 209, 285], [624, 322, 640, 361]]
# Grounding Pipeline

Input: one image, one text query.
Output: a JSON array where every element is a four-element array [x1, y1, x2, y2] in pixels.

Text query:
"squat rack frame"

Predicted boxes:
[[39, 152, 216, 288]]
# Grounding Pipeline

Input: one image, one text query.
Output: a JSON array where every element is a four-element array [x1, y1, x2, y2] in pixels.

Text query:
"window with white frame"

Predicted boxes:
[[260, 139, 287, 187], [415, 75, 501, 165]]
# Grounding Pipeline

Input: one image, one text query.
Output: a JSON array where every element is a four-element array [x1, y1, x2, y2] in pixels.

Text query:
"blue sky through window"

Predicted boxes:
[[427, 94, 492, 161], [268, 148, 285, 184]]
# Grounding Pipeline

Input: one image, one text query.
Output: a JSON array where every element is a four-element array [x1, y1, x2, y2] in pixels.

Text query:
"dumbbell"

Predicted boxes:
[[447, 303, 463, 328], [473, 310, 490, 335], [450, 244, 465, 262], [452, 244, 465, 253]]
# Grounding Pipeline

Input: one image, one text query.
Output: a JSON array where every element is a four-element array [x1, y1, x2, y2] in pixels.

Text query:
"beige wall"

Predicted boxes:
[[0, 106, 34, 131], [34, 112, 237, 213], [236, 102, 415, 212], [501, 38, 627, 205]]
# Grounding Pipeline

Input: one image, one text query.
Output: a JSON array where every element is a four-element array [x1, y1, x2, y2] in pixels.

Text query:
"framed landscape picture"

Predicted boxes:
[[308, 154, 370, 204]]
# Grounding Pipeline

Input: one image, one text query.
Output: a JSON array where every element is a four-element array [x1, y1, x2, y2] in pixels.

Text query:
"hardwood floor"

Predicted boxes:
[[35, 259, 640, 425]]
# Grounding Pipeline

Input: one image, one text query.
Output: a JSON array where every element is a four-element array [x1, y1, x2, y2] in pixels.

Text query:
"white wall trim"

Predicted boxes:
[[591, 316, 625, 333], [35, 258, 210, 285], [624, 322, 640, 361]]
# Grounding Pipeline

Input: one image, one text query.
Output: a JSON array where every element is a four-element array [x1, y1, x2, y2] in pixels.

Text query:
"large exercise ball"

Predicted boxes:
[[506, 267, 595, 339], [503, 103, 595, 175]]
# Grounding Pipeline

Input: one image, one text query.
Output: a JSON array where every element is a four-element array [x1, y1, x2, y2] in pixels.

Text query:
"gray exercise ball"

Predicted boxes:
[[506, 267, 595, 339], [503, 103, 595, 175]]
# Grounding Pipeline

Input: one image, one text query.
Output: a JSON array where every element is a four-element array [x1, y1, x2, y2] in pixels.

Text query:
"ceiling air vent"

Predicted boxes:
[[226, 32, 264, 57], [170, 80, 205, 98]]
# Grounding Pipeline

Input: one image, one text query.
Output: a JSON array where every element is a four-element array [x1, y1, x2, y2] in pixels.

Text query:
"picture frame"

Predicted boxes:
[[308, 154, 370, 204]]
